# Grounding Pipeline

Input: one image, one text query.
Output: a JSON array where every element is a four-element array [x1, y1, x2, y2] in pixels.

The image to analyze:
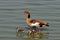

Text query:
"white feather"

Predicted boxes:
[[31, 22, 40, 27]]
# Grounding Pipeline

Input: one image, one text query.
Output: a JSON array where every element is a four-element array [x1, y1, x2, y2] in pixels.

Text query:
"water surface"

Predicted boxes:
[[0, 0, 60, 40]]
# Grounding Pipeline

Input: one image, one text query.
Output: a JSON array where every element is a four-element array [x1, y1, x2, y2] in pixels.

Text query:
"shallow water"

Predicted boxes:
[[0, 0, 60, 40]]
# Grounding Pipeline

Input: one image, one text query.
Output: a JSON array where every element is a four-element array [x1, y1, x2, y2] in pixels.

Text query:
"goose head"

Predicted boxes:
[[24, 10, 30, 17]]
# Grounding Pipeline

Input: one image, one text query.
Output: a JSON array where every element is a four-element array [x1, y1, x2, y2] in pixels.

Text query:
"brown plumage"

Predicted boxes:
[[16, 27, 24, 32], [24, 10, 49, 28]]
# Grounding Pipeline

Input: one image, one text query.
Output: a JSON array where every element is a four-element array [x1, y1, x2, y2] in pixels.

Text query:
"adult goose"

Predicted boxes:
[[24, 10, 49, 28]]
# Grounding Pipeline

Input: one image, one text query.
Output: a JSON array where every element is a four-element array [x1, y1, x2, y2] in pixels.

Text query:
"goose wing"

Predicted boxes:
[[31, 19, 47, 25], [30, 19, 39, 23]]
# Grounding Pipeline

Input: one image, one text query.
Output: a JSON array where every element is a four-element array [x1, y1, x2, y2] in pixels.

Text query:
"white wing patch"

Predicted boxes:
[[31, 22, 40, 27]]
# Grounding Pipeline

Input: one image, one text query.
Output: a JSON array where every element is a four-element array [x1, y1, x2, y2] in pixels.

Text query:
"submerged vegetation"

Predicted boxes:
[[16, 30, 49, 39]]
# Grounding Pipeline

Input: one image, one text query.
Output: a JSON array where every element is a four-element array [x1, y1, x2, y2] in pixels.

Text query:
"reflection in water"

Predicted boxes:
[[16, 32, 25, 38], [27, 31, 49, 39], [16, 31, 49, 39]]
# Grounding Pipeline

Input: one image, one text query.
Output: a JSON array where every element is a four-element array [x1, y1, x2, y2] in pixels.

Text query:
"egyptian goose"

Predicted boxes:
[[24, 10, 49, 28], [16, 26, 24, 32]]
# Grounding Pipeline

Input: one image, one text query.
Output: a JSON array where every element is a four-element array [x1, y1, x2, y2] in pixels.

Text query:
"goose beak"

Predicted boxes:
[[24, 11, 26, 14], [24, 11, 28, 16]]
